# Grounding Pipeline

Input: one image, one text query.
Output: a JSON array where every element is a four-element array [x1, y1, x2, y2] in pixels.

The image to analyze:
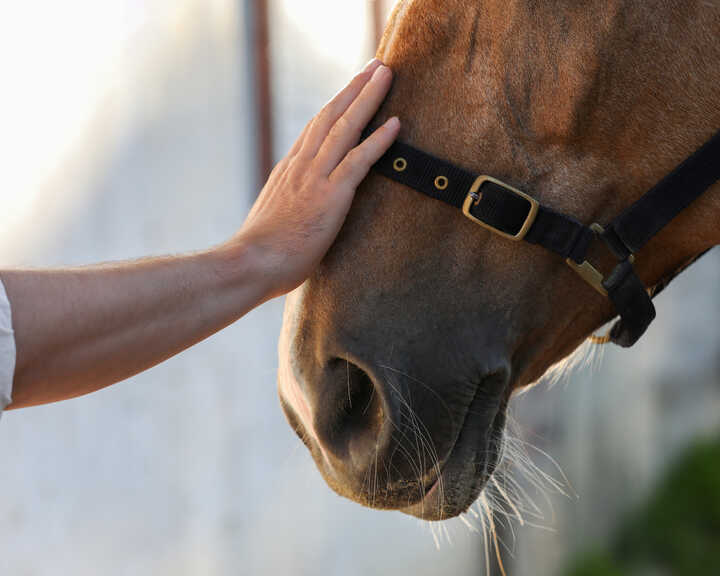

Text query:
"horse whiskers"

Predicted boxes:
[[403, 404, 446, 517], [493, 455, 559, 525], [493, 471, 547, 522], [481, 507, 491, 576], [356, 377, 428, 505], [470, 494, 509, 576], [501, 429, 577, 505], [374, 365, 561, 576], [383, 371, 446, 472], [377, 364, 455, 430], [491, 476, 525, 526], [459, 514, 480, 533], [430, 523, 441, 550], [506, 444, 575, 500], [368, 403, 427, 507], [366, 366, 570, 576], [382, 369, 447, 516], [346, 358, 352, 410], [447, 410, 574, 574], [484, 493, 509, 576]]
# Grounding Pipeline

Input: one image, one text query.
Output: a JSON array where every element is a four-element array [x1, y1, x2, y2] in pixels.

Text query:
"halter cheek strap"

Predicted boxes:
[[369, 130, 720, 347]]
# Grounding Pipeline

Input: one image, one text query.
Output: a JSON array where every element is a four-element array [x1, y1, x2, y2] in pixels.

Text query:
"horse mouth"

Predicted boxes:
[[278, 339, 511, 521], [400, 373, 510, 521]]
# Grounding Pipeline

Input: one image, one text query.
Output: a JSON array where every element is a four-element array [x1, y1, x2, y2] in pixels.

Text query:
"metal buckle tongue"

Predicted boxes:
[[462, 176, 540, 241]]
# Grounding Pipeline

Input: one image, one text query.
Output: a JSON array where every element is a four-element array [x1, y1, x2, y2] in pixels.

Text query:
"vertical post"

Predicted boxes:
[[252, 0, 274, 187]]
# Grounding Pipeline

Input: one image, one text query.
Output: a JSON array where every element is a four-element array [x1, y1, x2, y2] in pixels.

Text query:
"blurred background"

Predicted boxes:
[[0, 1, 718, 575]]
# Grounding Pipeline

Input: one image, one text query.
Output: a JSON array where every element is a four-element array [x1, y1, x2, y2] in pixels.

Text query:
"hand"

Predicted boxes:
[[234, 60, 400, 298], [0, 65, 400, 410]]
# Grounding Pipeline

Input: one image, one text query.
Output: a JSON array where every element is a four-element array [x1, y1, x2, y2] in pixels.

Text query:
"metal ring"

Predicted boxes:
[[434, 176, 449, 191], [393, 157, 408, 172]]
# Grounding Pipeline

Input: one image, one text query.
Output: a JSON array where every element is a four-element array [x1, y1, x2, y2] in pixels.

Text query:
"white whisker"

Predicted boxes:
[[460, 514, 480, 533]]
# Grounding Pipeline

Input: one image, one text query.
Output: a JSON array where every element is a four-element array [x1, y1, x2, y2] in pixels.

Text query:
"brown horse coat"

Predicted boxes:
[[279, 0, 720, 520]]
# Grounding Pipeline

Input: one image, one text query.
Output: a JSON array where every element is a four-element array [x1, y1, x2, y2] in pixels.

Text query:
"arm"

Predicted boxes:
[[2, 60, 399, 410], [1, 248, 262, 409]]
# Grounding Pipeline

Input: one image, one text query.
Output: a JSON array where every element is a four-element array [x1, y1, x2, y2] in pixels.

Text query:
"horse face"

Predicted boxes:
[[277, 1, 609, 521], [277, 167, 595, 519], [277, 0, 717, 520]]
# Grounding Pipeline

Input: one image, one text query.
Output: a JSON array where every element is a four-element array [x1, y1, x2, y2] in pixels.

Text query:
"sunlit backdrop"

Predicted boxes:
[[1, 2, 718, 575]]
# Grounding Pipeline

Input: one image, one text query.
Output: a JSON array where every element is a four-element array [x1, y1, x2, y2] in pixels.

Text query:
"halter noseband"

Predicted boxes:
[[370, 130, 720, 347]]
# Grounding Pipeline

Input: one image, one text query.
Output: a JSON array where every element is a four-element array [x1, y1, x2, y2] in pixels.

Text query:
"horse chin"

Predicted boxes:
[[400, 374, 510, 521]]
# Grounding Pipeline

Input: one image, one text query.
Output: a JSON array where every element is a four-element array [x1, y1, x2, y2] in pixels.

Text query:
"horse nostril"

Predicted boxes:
[[341, 362, 379, 427], [320, 360, 385, 470]]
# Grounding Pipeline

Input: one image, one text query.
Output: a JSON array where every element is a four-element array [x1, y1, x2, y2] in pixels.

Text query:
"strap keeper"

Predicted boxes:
[[566, 226, 595, 265], [604, 260, 657, 347], [601, 225, 634, 261]]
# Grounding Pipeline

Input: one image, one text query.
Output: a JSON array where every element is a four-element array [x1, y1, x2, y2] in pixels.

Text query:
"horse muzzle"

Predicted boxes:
[[278, 297, 511, 520]]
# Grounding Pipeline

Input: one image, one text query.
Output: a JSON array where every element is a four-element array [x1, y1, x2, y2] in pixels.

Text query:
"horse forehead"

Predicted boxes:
[[378, 0, 469, 64], [377, 0, 414, 62]]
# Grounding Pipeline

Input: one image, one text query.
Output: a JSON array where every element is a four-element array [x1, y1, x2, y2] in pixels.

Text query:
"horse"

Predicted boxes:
[[277, 0, 720, 523]]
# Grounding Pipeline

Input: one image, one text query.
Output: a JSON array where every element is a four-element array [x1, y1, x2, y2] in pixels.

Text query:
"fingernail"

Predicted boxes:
[[363, 58, 380, 72], [370, 65, 390, 82], [386, 116, 400, 129]]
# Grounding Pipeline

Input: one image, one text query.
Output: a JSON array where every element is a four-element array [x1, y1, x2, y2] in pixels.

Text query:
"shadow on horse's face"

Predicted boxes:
[[278, 0, 720, 520]]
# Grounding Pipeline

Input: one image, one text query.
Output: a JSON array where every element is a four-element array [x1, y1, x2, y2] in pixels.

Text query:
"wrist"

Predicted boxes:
[[211, 234, 278, 306]]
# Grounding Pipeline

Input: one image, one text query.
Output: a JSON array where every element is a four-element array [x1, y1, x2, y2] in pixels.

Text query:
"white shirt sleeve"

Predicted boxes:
[[0, 277, 16, 416]]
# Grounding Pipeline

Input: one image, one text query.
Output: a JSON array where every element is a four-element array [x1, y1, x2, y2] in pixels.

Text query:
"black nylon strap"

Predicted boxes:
[[525, 208, 595, 264], [374, 140, 596, 263], [603, 261, 656, 347], [610, 130, 720, 253], [602, 130, 720, 346], [373, 140, 475, 209], [369, 130, 720, 348]]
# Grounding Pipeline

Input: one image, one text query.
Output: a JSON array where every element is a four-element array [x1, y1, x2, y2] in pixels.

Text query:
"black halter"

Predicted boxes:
[[370, 130, 720, 347]]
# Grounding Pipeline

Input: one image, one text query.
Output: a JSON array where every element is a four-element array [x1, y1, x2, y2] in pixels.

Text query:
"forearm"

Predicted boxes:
[[1, 241, 266, 409]]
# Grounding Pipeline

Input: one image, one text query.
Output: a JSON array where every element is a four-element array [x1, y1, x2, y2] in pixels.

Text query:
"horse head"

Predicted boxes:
[[278, 0, 720, 520]]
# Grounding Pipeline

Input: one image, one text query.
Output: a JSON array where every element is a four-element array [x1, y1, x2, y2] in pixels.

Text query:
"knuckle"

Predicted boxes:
[[303, 164, 325, 187], [334, 115, 361, 139], [276, 156, 292, 171], [295, 145, 315, 162], [346, 146, 368, 168], [320, 96, 343, 121], [317, 99, 334, 119]]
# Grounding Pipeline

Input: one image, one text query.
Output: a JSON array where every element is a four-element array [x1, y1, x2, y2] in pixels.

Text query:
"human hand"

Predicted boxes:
[[234, 60, 399, 298]]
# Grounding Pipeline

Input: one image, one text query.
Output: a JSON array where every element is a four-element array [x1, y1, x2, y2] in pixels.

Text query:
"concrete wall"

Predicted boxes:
[[1, 1, 717, 575]]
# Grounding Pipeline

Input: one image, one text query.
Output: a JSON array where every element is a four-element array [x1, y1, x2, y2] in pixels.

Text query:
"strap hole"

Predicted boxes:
[[393, 157, 408, 172], [434, 176, 449, 190]]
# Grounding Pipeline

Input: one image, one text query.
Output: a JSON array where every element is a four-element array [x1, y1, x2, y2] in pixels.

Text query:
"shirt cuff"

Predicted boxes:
[[0, 277, 16, 414]]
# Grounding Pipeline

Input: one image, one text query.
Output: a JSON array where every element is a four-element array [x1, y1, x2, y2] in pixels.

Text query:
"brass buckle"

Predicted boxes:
[[565, 224, 635, 297], [462, 176, 540, 241]]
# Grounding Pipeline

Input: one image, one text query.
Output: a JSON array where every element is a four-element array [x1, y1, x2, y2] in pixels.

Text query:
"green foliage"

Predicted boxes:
[[565, 436, 720, 576], [564, 552, 625, 576]]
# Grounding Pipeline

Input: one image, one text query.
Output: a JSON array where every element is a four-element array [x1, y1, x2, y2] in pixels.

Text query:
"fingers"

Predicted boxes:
[[330, 116, 401, 191], [315, 65, 394, 175], [300, 59, 383, 158], [287, 118, 313, 157]]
